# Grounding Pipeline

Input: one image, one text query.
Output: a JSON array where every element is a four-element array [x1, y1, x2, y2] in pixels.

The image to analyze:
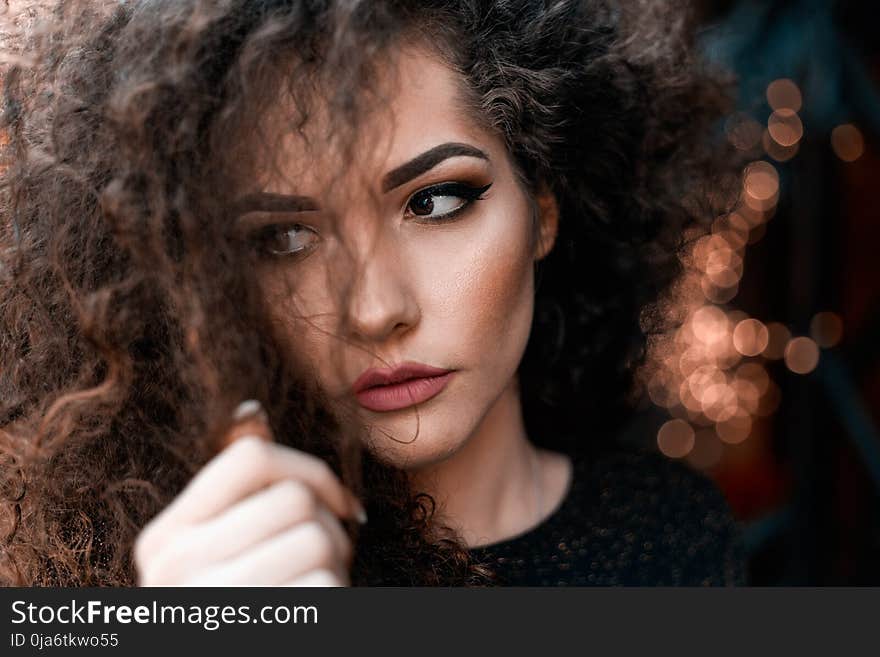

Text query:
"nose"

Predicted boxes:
[[344, 241, 420, 345]]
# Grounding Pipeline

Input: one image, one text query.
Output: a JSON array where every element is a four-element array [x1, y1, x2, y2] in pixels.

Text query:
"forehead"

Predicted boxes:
[[258, 44, 488, 195]]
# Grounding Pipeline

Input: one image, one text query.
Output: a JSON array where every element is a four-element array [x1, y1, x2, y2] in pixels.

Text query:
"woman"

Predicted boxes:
[[0, 0, 746, 586]]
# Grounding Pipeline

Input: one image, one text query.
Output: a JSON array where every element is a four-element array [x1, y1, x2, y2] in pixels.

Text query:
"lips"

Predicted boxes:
[[352, 362, 454, 412]]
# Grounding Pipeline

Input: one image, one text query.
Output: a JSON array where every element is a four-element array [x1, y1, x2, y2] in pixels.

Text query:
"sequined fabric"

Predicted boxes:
[[467, 448, 748, 586]]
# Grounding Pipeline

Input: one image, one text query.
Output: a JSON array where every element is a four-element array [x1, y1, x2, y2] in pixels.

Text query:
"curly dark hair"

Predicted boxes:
[[0, 0, 732, 586]]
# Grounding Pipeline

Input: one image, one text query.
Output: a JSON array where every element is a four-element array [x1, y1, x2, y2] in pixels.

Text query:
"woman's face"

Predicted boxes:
[[236, 45, 556, 469]]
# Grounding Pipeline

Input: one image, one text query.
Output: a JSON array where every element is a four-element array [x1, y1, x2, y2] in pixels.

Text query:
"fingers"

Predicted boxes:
[[178, 436, 360, 521], [136, 437, 361, 569], [133, 398, 364, 588], [178, 515, 351, 586], [282, 569, 348, 587], [186, 479, 354, 566], [138, 492, 353, 586], [141, 405, 363, 535]]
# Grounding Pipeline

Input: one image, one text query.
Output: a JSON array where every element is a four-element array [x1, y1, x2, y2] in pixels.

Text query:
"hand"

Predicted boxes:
[[133, 400, 365, 586]]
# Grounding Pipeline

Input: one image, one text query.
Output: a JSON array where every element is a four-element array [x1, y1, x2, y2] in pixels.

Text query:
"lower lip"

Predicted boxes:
[[355, 372, 454, 412]]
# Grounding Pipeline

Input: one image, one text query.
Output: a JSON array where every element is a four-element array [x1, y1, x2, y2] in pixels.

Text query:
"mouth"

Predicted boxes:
[[352, 363, 455, 413]]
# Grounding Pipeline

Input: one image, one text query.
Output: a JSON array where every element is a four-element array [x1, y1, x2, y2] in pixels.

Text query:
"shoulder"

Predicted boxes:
[[571, 446, 748, 586]]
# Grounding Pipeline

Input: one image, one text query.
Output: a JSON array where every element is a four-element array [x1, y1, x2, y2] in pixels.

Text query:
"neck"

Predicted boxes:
[[407, 375, 539, 548]]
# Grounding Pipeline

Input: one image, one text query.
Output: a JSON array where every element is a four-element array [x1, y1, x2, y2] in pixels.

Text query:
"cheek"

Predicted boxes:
[[256, 265, 344, 383], [413, 206, 536, 365], [464, 244, 533, 354]]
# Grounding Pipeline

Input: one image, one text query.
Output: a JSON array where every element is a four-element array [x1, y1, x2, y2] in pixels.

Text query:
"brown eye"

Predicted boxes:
[[405, 182, 493, 221], [409, 189, 440, 215], [255, 223, 321, 257]]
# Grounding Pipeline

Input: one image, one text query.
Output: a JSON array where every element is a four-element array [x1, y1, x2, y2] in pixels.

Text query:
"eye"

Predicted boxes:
[[405, 182, 492, 222], [252, 223, 321, 257]]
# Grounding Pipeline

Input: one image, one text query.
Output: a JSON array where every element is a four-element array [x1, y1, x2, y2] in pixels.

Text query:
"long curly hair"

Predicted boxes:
[[0, 0, 732, 586]]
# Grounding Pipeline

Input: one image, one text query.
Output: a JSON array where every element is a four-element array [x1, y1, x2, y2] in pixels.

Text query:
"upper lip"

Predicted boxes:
[[352, 361, 453, 394]]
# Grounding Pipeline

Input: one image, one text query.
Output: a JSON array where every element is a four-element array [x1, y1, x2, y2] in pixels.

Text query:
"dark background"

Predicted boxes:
[[623, 0, 880, 585]]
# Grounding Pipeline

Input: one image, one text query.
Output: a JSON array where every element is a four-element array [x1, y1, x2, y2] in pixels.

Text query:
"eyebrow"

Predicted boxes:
[[382, 142, 489, 192], [232, 141, 489, 215], [230, 192, 318, 216]]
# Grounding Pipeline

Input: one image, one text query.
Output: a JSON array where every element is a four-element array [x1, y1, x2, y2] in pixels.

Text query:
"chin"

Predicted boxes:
[[361, 415, 470, 471]]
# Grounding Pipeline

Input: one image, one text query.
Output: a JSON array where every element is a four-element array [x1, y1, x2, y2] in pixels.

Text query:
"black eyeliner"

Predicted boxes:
[[409, 181, 493, 223], [423, 181, 492, 199]]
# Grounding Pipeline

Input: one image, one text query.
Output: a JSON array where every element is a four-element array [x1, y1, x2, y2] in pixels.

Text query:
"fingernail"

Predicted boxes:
[[233, 399, 268, 423]]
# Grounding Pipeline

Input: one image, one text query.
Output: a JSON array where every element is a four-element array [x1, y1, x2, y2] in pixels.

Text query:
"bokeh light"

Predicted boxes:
[[691, 305, 729, 345], [657, 419, 695, 458], [738, 202, 773, 229], [831, 124, 865, 162], [767, 108, 804, 147], [810, 311, 843, 348], [636, 124, 801, 468], [763, 128, 800, 162], [731, 376, 760, 413], [647, 368, 678, 408], [716, 408, 752, 444], [701, 277, 740, 304], [733, 318, 769, 356], [701, 382, 739, 422], [711, 212, 750, 249], [766, 78, 803, 112], [742, 160, 780, 212], [784, 336, 820, 374]]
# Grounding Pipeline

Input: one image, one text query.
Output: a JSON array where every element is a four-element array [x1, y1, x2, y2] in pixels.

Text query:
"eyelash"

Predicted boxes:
[[248, 180, 493, 259], [404, 181, 493, 224], [247, 221, 320, 260]]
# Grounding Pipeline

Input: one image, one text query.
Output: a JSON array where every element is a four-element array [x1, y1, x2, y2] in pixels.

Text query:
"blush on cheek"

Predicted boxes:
[[454, 224, 536, 373]]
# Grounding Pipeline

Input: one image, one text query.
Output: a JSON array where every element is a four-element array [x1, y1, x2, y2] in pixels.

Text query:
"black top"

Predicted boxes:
[[467, 448, 748, 586]]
